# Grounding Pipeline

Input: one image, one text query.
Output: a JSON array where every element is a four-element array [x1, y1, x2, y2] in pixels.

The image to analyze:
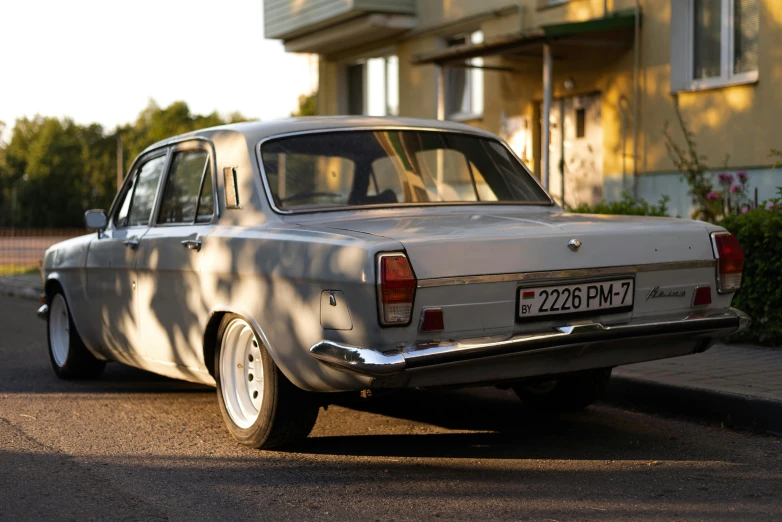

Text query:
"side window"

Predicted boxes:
[[127, 155, 167, 227], [114, 155, 166, 228], [196, 161, 214, 223], [158, 149, 213, 225], [114, 176, 136, 228]]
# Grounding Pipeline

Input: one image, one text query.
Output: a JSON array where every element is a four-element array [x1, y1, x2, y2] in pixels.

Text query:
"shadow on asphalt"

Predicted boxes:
[[9, 360, 762, 463], [289, 388, 673, 459], [1, 361, 211, 394]]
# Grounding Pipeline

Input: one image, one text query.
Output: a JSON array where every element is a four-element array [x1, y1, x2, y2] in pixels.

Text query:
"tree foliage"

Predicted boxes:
[[0, 101, 246, 228], [291, 92, 317, 117], [568, 192, 670, 216], [719, 203, 782, 346]]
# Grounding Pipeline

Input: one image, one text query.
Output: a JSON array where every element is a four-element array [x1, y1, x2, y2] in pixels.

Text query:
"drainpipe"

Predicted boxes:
[[618, 96, 630, 189], [632, 0, 641, 199], [560, 97, 565, 206], [542, 43, 553, 190], [435, 64, 446, 120]]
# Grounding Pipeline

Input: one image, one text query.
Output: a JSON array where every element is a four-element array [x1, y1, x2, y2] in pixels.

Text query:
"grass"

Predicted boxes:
[[0, 264, 40, 276]]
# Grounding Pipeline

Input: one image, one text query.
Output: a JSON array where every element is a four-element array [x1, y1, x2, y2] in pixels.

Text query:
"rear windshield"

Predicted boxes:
[[260, 130, 551, 212]]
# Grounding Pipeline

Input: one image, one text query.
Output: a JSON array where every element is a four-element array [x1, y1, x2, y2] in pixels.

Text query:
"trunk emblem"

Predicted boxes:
[[646, 286, 688, 300], [568, 239, 582, 252]]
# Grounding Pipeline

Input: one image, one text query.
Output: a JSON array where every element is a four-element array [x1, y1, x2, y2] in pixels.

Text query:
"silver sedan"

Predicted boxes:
[[38, 117, 749, 448]]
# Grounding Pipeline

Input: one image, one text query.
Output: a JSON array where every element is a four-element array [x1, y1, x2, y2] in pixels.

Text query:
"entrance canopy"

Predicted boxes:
[[411, 9, 638, 67], [411, 8, 640, 193]]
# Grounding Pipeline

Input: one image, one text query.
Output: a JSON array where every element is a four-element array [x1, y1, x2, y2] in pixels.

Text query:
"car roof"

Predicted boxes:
[[140, 116, 499, 154]]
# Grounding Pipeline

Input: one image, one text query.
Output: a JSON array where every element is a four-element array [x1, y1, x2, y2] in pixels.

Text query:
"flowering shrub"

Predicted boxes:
[[719, 199, 782, 346], [568, 192, 670, 216], [663, 104, 757, 221]]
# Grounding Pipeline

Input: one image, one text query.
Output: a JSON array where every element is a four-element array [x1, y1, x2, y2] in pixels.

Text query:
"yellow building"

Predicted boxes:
[[264, 0, 773, 217]]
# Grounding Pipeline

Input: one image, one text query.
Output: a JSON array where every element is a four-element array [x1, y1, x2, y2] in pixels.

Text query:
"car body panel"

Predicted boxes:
[[40, 117, 747, 393]]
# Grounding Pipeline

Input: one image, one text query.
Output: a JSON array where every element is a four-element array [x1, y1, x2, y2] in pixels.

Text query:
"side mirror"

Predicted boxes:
[[85, 209, 108, 234]]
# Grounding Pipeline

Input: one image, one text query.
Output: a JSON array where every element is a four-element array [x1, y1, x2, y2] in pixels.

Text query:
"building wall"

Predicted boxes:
[[314, 0, 782, 213]]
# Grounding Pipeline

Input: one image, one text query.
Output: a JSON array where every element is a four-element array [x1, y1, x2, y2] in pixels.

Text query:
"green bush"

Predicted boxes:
[[719, 208, 782, 346], [568, 192, 670, 217]]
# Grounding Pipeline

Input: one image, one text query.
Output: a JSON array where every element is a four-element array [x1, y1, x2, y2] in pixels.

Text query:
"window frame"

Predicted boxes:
[[154, 140, 218, 227], [109, 149, 170, 230], [685, 0, 759, 92], [255, 126, 555, 216]]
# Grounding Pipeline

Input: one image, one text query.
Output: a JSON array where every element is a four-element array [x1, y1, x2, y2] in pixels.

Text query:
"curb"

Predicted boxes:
[[605, 375, 782, 435]]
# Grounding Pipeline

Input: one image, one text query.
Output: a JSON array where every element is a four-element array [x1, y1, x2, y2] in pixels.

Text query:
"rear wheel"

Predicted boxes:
[[47, 291, 105, 380], [214, 314, 319, 449], [512, 368, 612, 412]]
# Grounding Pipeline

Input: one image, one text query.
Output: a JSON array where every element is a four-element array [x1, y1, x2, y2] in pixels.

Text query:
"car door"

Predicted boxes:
[[85, 152, 168, 361], [135, 142, 217, 371]]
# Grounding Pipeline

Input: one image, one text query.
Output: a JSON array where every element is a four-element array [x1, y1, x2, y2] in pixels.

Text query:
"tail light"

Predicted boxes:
[[711, 232, 744, 293], [377, 253, 416, 325]]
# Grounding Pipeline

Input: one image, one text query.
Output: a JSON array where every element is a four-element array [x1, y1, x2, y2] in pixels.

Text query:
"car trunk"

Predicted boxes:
[[325, 211, 715, 280]]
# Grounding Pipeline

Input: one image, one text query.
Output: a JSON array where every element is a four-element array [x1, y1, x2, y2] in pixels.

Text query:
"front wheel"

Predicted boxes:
[[512, 368, 612, 413], [47, 291, 105, 380], [214, 314, 319, 449]]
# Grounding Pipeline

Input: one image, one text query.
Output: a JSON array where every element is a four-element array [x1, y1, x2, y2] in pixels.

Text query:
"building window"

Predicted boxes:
[[445, 31, 484, 121], [575, 108, 586, 139], [671, 0, 759, 92], [345, 55, 399, 116]]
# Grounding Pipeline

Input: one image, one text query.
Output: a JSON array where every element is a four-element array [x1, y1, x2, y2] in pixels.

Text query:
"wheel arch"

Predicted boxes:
[[44, 273, 67, 303], [203, 306, 284, 382]]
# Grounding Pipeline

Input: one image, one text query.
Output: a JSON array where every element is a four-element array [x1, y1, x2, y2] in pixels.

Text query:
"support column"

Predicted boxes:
[[435, 64, 446, 121], [541, 44, 553, 190], [559, 97, 565, 206]]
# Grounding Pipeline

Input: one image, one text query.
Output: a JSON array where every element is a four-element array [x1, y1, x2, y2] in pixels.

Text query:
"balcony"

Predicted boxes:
[[264, 0, 417, 54]]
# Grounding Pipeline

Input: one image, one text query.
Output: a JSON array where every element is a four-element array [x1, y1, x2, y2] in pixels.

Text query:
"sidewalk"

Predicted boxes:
[[609, 344, 782, 434], [1, 273, 779, 431], [0, 273, 43, 300]]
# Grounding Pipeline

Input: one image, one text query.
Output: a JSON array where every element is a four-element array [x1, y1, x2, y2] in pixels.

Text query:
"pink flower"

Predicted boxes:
[[737, 171, 748, 183], [730, 183, 743, 194], [742, 206, 749, 214], [707, 191, 720, 201], [767, 201, 779, 211], [718, 172, 734, 186]]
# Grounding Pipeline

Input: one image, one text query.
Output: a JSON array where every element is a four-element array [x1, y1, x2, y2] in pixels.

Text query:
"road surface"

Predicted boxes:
[[1, 295, 780, 521]]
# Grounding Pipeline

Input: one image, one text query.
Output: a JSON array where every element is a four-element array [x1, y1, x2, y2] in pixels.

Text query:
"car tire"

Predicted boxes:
[[47, 290, 105, 380], [512, 368, 612, 413], [214, 314, 319, 449]]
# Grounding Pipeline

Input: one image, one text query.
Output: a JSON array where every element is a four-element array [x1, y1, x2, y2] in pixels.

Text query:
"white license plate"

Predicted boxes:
[[517, 278, 634, 320]]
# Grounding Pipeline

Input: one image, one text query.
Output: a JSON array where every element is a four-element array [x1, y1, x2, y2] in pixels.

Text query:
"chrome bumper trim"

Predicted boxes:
[[310, 308, 750, 377], [416, 260, 717, 288], [37, 304, 49, 321]]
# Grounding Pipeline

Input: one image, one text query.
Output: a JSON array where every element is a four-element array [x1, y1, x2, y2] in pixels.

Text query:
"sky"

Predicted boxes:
[[0, 0, 317, 140]]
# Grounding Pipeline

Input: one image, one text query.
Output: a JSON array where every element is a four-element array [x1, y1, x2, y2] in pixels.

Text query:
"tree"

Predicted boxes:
[[0, 101, 248, 228], [118, 100, 248, 173], [291, 92, 317, 117]]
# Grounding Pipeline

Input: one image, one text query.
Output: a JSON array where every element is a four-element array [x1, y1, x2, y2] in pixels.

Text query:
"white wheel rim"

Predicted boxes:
[[219, 319, 264, 429], [49, 294, 70, 367]]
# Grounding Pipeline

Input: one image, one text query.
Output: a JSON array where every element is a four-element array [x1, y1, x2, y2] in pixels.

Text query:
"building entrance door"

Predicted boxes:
[[545, 93, 603, 208]]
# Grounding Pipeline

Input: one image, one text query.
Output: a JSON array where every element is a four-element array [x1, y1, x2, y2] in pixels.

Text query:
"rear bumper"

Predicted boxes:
[[310, 308, 750, 381]]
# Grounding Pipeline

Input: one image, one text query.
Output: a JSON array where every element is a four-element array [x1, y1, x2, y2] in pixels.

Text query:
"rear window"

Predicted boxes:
[[260, 130, 550, 212]]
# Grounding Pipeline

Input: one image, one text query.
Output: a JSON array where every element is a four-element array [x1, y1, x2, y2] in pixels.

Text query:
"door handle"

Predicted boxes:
[[181, 239, 202, 252], [123, 238, 139, 250]]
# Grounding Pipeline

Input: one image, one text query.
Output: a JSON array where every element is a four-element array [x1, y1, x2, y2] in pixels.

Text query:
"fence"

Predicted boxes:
[[0, 229, 88, 275]]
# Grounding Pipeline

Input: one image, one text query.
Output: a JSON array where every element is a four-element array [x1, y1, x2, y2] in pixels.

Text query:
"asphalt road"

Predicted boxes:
[[1, 294, 781, 521]]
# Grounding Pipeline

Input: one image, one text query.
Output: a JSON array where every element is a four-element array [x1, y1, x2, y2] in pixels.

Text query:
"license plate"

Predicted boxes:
[[517, 278, 634, 321]]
